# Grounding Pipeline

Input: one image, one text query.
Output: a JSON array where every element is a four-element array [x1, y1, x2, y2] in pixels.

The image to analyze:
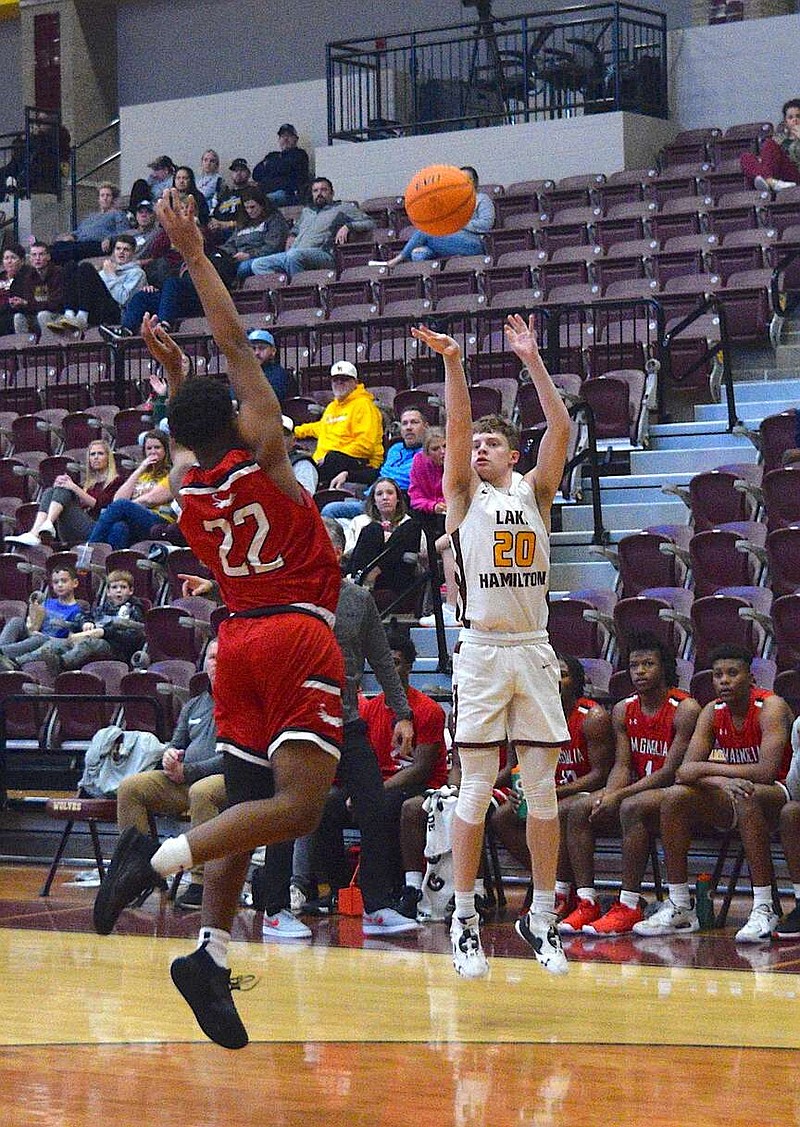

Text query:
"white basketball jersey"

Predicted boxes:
[[451, 474, 551, 635]]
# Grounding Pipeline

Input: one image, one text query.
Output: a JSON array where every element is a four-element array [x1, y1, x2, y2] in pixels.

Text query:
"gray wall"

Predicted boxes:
[[0, 17, 22, 132], [117, 0, 690, 107]]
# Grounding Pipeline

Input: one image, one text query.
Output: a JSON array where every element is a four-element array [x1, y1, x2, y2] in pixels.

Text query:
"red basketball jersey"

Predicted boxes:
[[556, 696, 599, 786], [710, 687, 792, 781], [624, 689, 690, 781], [178, 449, 340, 616]]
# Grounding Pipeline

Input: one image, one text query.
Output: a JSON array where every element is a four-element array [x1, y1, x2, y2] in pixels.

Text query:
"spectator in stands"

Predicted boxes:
[[742, 98, 800, 192], [196, 149, 223, 206], [347, 477, 423, 609], [0, 244, 33, 336], [282, 414, 318, 494], [146, 155, 177, 202], [87, 430, 175, 549], [108, 230, 207, 335], [114, 638, 225, 912], [49, 183, 131, 264], [490, 654, 614, 919], [558, 633, 699, 937], [382, 166, 495, 267], [13, 241, 63, 335], [294, 360, 383, 487], [172, 165, 210, 225], [123, 200, 162, 269], [773, 722, 800, 937], [408, 426, 446, 518], [0, 563, 87, 671], [8, 438, 123, 547], [247, 328, 292, 402], [243, 176, 374, 280], [206, 158, 255, 240], [633, 645, 793, 944], [33, 568, 146, 674], [221, 187, 289, 281], [48, 234, 146, 333], [252, 123, 310, 206]]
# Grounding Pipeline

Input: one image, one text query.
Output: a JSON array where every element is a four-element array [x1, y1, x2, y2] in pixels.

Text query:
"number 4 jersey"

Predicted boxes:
[[178, 449, 340, 617]]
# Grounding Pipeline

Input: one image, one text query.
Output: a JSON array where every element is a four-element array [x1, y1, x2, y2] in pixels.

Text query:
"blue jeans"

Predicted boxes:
[[320, 500, 365, 520], [246, 247, 335, 280], [88, 499, 169, 549], [122, 274, 201, 331], [265, 189, 297, 206], [400, 229, 485, 262]]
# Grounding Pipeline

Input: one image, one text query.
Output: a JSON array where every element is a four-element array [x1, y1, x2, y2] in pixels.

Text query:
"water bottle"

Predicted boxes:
[[695, 872, 716, 930], [511, 764, 528, 821], [75, 543, 92, 573]]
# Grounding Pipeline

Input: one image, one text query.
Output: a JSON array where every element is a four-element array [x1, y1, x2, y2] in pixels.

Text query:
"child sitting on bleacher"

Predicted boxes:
[[0, 563, 88, 671]]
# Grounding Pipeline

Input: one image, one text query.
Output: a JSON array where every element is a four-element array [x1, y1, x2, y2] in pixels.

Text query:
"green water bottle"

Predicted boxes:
[[511, 765, 528, 821], [695, 872, 716, 930]]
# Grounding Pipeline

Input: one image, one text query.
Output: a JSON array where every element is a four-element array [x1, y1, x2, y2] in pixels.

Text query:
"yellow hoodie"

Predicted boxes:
[[295, 382, 384, 468]]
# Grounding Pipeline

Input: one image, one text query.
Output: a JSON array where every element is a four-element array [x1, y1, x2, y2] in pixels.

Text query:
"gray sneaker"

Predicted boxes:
[[362, 907, 421, 935], [632, 898, 699, 937]]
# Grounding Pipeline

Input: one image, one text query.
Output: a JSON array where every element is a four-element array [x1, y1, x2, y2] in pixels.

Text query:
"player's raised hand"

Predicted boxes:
[[411, 325, 461, 358], [155, 189, 203, 259], [504, 313, 540, 361], [142, 314, 185, 384]]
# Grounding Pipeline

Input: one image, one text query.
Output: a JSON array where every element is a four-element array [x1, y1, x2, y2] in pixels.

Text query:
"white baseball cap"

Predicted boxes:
[[281, 415, 294, 433], [330, 360, 358, 381]]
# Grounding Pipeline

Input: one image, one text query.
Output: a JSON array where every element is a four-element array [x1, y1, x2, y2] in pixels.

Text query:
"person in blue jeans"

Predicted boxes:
[[88, 430, 176, 548], [382, 166, 494, 268], [120, 269, 202, 333]]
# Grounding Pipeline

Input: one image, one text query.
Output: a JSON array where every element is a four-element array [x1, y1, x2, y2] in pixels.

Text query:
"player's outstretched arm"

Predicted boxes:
[[154, 190, 288, 477], [410, 326, 475, 526], [505, 314, 570, 510]]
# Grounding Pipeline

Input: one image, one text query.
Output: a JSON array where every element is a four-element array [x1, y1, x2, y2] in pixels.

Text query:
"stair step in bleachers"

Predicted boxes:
[[550, 559, 617, 593], [560, 499, 688, 533], [695, 400, 795, 423], [649, 429, 752, 451], [629, 446, 758, 475]]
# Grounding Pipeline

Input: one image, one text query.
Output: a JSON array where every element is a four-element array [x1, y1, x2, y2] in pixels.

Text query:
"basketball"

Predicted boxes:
[[404, 164, 477, 237]]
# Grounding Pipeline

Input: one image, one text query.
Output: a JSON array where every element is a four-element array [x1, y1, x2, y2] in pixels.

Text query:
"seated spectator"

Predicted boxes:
[[347, 477, 423, 609], [490, 653, 614, 919], [206, 158, 255, 241], [124, 200, 162, 269], [48, 234, 146, 332], [196, 149, 223, 206], [382, 166, 494, 267], [558, 633, 700, 937], [281, 414, 318, 494], [32, 568, 146, 674], [633, 645, 793, 944], [408, 426, 446, 518], [246, 327, 292, 402], [244, 176, 375, 280], [252, 123, 310, 206], [742, 98, 800, 192], [8, 438, 124, 547], [0, 563, 87, 671], [0, 243, 34, 336], [13, 241, 63, 335], [146, 155, 177, 202], [221, 187, 289, 281], [1, 117, 70, 197], [50, 182, 131, 264], [114, 638, 225, 912], [172, 165, 210, 225], [294, 360, 383, 487], [110, 231, 207, 335], [88, 430, 175, 549]]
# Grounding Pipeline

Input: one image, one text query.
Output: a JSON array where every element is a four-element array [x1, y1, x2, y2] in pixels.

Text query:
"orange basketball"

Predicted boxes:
[[404, 164, 477, 237]]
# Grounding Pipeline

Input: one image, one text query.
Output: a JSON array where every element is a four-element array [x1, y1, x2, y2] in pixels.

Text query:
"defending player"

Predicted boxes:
[[412, 315, 571, 979], [93, 189, 344, 1050]]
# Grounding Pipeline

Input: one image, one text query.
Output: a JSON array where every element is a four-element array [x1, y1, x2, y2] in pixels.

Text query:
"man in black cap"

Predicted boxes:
[[253, 124, 310, 206], [207, 158, 255, 240], [147, 155, 176, 202]]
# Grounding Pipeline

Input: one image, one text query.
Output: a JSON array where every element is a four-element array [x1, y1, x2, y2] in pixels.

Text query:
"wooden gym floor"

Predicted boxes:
[[1, 863, 799, 1127]]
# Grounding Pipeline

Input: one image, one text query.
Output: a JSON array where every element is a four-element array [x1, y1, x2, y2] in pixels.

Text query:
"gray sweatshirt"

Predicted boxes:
[[334, 581, 410, 725], [170, 690, 224, 784], [291, 200, 375, 253]]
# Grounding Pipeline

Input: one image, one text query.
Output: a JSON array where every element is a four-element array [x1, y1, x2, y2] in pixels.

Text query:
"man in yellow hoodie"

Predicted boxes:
[[295, 360, 384, 488]]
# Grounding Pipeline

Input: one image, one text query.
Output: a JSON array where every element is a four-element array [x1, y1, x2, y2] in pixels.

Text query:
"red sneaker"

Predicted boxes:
[[558, 897, 601, 934], [582, 901, 643, 936], [554, 887, 578, 921]]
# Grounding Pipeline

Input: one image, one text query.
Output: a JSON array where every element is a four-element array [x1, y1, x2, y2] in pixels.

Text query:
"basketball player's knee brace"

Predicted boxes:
[[516, 746, 560, 819], [455, 748, 497, 825]]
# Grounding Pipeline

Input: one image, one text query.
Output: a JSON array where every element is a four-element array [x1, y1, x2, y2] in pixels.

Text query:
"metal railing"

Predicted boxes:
[[327, 2, 667, 142], [661, 294, 740, 432], [69, 117, 121, 231]]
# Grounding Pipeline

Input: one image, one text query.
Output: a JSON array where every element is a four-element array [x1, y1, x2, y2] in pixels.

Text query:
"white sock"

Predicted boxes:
[[555, 881, 572, 897], [454, 891, 476, 922], [150, 833, 193, 878], [63, 309, 75, 318], [752, 885, 773, 909], [576, 887, 596, 903], [531, 889, 556, 916], [405, 871, 423, 890], [474, 878, 485, 896], [198, 926, 230, 969], [619, 889, 640, 910], [668, 882, 691, 908]]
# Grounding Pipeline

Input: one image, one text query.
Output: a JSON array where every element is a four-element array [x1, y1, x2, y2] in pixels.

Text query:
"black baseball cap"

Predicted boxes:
[[229, 158, 250, 171], [278, 124, 298, 137]]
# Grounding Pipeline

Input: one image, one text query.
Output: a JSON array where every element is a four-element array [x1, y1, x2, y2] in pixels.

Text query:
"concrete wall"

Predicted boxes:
[[0, 16, 21, 132]]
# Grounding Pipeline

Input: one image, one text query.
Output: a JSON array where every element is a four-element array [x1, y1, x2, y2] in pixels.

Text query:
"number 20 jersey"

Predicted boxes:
[[178, 448, 340, 617], [450, 475, 550, 635]]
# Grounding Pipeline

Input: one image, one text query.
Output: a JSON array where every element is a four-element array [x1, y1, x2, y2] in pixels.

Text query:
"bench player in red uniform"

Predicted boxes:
[[558, 634, 700, 936], [634, 644, 793, 943], [93, 189, 344, 1049]]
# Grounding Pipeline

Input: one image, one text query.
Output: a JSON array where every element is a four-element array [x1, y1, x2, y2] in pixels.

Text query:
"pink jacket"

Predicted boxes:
[[408, 450, 444, 513]]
